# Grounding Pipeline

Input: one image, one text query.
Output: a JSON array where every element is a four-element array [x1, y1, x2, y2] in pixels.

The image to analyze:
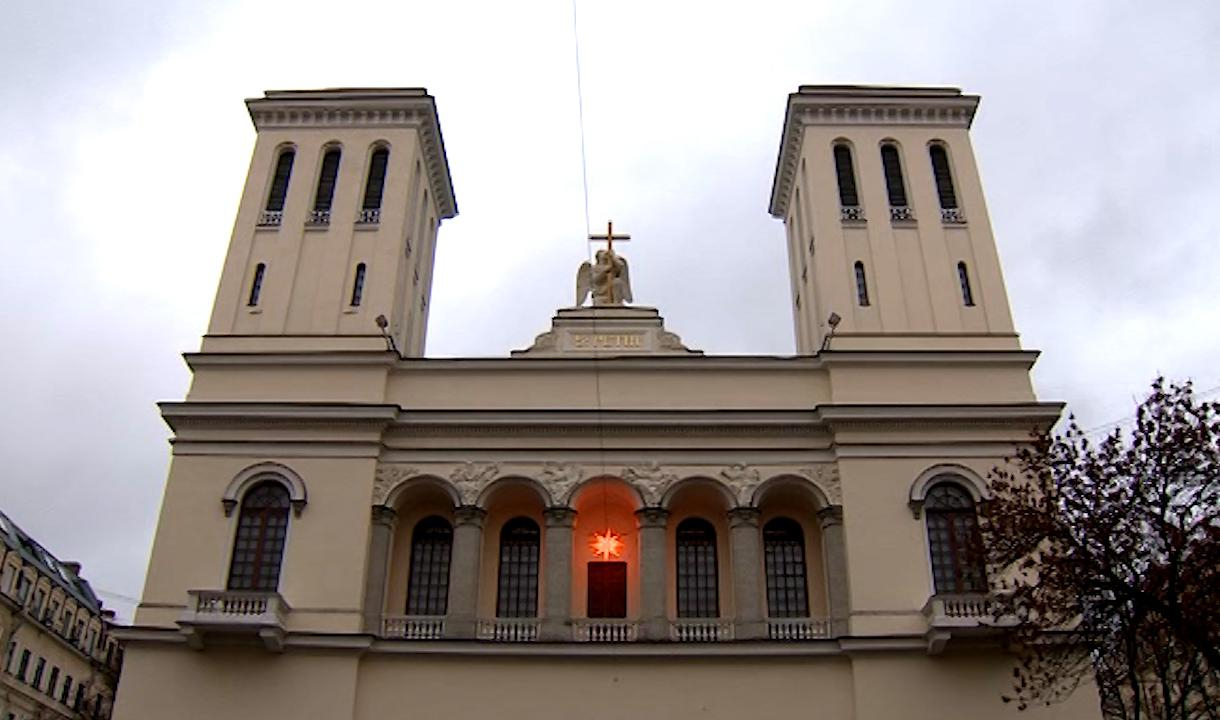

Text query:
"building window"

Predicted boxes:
[[833, 143, 862, 220], [496, 518, 540, 618], [61, 676, 72, 705], [259, 149, 295, 226], [31, 588, 44, 617], [350, 263, 367, 307], [74, 684, 84, 711], [310, 148, 341, 224], [587, 561, 627, 619], [764, 518, 809, 618], [247, 263, 266, 307], [47, 666, 59, 697], [925, 483, 987, 594], [880, 143, 911, 220], [957, 262, 975, 307], [929, 144, 957, 209], [31, 657, 43, 688], [226, 481, 291, 592], [16, 649, 29, 681], [676, 518, 719, 618], [15, 573, 29, 603], [406, 516, 452, 616], [359, 147, 390, 224], [854, 261, 870, 307]]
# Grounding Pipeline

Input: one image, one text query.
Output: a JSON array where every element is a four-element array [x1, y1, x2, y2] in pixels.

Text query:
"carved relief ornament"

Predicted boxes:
[[372, 465, 419, 506], [721, 463, 762, 506], [449, 462, 501, 505], [801, 464, 843, 506], [622, 462, 678, 506], [539, 462, 585, 506]]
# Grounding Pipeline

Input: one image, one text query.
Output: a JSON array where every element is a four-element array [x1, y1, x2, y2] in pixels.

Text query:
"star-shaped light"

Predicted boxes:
[[590, 529, 624, 560]]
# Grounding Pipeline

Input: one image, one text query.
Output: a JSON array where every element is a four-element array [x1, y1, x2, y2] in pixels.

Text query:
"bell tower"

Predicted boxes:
[[204, 89, 457, 357], [769, 86, 1017, 354]]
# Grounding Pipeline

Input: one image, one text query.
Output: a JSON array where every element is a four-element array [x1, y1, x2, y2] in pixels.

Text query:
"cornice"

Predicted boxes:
[[159, 402, 399, 433], [769, 85, 980, 218], [245, 88, 457, 220]]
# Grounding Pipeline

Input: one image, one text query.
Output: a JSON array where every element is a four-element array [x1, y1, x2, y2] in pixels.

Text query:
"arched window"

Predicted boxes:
[[957, 262, 975, 307], [928, 144, 957, 209], [854, 261, 870, 307], [880, 143, 909, 211], [496, 517, 540, 618], [764, 518, 809, 618], [359, 147, 389, 223], [226, 481, 291, 592], [925, 483, 986, 594], [247, 263, 266, 307], [264, 149, 295, 216], [832, 143, 860, 213], [311, 148, 341, 223], [676, 518, 718, 618], [350, 263, 366, 307], [406, 516, 452, 616]]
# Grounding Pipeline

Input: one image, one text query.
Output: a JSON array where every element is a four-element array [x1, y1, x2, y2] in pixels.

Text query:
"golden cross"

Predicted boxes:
[[588, 220, 631, 253]]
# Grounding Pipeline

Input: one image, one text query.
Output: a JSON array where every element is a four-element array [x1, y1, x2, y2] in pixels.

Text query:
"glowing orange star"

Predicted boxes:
[[590, 529, 623, 560]]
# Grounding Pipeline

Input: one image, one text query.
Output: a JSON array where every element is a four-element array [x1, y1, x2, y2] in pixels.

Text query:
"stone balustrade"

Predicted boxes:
[[572, 619, 638, 642], [476, 618, 540, 642], [383, 615, 445, 640], [178, 589, 290, 651], [670, 620, 735, 642], [766, 617, 831, 640]]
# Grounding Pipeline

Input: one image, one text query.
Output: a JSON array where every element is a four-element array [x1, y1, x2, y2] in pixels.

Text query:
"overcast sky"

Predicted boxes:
[[1, 0, 1217, 621]]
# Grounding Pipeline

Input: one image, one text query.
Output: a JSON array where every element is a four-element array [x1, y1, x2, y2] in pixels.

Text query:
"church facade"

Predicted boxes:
[[112, 87, 1101, 719]]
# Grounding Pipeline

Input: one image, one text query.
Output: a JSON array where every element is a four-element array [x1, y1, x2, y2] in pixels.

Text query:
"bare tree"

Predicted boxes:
[[981, 379, 1219, 719]]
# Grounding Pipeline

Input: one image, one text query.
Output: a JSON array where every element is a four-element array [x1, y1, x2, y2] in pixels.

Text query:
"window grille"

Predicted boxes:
[[957, 262, 975, 307], [676, 518, 719, 618], [764, 518, 809, 618], [226, 481, 290, 592], [833, 143, 860, 207], [496, 517, 540, 618], [361, 147, 390, 215], [311, 148, 341, 222], [928, 144, 958, 209], [925, 483, 986, 594], [350, 263, 366, 307], [406, 516, 452, 616], [854, 261, 870, 307], [247, 263, 266, 307], [880, 144, 908, 207], [263, 150, 295, 217]]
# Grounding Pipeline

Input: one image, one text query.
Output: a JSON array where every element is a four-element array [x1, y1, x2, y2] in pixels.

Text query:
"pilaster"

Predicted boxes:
[[362, 506, 396, 634], [817, 505, 850, 637], [635, 507, 670, 641], [727, 507, 765, 640], [446, 506, 487, 639], [540, 507, 577, 641]]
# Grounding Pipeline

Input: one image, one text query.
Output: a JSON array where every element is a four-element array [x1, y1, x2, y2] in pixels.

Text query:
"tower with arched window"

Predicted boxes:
[[114, 86, 1101, 720]]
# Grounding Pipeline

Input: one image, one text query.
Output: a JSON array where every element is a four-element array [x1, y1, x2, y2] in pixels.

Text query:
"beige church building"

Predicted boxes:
[[113, 86, 1102, 719]]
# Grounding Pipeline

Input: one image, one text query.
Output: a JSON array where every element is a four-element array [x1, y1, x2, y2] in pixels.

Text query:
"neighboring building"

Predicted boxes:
[[112, 86, 1102, 719], [0, 511, 123, 720]]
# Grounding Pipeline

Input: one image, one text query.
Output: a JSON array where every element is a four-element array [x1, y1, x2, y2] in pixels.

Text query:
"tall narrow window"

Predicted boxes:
[[247, 263, 266, 307], [854, 261, 870, 307], [406, 516, 452, 616], [764, 518, 809, 618], [880, 144, 909, 217], [350, 263, 366, 307], [359, 147, 389, 223], [260, 149, 295, 226], [496, 517, 540, 618], [957, 262, 975, 306], [310, 148, 341, 224], [226, 481, 291, 592], [676, 518, 719, 618], [833, 143, 861, 220], [925, 483, 986, 594], [929, 144, 957, 209]]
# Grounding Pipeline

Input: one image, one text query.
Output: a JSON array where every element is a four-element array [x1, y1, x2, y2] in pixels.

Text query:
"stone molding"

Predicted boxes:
[[539, 462, 584, 505], [449, 462, 501, 505], [221, 461, 308, 517], [372, 465, 418, 505], [622, 462, 678, 505]]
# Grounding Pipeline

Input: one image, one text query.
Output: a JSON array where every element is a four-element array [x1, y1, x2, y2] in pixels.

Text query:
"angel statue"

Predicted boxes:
[[576, 249, 633, 306]]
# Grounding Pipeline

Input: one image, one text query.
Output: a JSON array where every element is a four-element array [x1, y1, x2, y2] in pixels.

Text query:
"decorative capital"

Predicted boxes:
[[634, 507, 670, 528], [371, 505, 397, 527], [623, 462, 678, 505], [817, 505, 844, 528], [454, 505, 488, 528], [727, 506, 762, 528], [449, 462, 500, 505], [543, 507, 578, 528], [539, 462, 585, 506]]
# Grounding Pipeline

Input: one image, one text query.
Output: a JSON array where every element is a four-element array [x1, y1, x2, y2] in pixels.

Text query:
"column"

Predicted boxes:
[[362, 506, 396, 634], [540, 507, 577, 641], [728, 507, 765, 640], [635, 507, 669, 641], [446, 505, 486, 639], [818, 505, 850, 637]]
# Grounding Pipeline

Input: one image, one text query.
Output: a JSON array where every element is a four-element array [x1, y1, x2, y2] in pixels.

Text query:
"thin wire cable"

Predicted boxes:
[[571, 0, 592, 240]]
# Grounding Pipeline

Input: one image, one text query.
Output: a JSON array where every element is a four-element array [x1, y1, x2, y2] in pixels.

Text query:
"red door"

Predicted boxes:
[[587, 561, 627, 618]]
